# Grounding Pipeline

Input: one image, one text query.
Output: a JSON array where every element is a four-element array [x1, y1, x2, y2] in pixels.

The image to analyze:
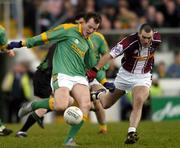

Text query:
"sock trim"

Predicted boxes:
[[49, 97, 55, 110], [128, 127, 136, 133]]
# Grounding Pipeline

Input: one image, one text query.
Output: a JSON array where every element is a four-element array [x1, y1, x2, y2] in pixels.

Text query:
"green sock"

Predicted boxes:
[[64, 120, 84, 144], [32, 98, 51, 110]]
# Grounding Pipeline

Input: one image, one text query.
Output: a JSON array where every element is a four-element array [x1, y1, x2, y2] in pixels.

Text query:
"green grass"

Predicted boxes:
[[0, 121, 180, 148]]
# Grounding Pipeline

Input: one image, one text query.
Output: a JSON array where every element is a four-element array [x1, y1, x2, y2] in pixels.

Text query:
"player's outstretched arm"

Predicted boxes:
[[96, 53, 113, 70], [7, 24, 69, 50], [86, 53, 113, 82]]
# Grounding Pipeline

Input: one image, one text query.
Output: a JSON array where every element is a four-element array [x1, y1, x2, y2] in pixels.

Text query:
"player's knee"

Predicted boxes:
[[68, 96, 74, 106], [135, 95, 145, 104], [133, 96, 145, 109]]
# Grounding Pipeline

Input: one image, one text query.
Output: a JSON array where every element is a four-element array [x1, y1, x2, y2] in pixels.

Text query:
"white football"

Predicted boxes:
[[64, 106, 83, 125]]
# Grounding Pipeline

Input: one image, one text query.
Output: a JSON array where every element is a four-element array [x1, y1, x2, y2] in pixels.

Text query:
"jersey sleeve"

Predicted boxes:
[[109, 35, 131, 58], [97, 33, 109, 55], [24, 24, 75, 48], [109, 43, 124, 58]]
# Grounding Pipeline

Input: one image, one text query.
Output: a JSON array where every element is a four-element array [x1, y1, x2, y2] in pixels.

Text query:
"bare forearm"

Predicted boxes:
[[96, 53, 113, 70]]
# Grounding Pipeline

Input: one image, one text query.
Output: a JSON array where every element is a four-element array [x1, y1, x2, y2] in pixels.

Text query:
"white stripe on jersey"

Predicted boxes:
[[133, 47, 149, 74]]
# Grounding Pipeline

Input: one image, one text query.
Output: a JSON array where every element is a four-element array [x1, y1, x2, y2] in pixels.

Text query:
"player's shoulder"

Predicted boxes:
[[153, 31, 161, 42], [119, 33, 138, 44], [128, 33, 138, 41], [53, 23, 78, 31], [63, 23, 78, 29]]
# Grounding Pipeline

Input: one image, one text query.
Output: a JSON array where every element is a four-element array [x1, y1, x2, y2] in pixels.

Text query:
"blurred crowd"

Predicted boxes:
[[0, 61, 33, 123], [20, 0, 180, 35], [153, 51, 180, 78]]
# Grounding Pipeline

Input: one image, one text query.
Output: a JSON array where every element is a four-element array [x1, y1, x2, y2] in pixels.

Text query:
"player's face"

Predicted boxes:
[[83, 18, 100, 38], [139, 30, 153, 48]]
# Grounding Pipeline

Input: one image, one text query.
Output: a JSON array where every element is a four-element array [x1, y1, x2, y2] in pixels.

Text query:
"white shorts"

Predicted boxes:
[[114, 67, 152, 91], [51, 73, 89, 92]]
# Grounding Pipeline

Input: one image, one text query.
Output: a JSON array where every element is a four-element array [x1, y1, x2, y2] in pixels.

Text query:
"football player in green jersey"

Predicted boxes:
[[8, 12, 101, 146], [15, 13, 114, 138]]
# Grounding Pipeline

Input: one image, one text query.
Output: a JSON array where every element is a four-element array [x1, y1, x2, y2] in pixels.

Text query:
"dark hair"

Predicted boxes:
[[84, 12, 102, 24], [74, 12, 86, 21], [65, 12, 86, 24], [139, 23, 153, 33]]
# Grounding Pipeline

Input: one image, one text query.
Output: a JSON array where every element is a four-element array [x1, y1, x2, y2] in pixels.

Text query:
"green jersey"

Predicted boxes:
[[23, 24, 96, 76], [89, 32, 109, 83]]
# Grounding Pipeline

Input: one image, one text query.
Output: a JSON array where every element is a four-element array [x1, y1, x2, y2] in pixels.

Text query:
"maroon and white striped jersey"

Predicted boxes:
[[110, 32, 161, 74]]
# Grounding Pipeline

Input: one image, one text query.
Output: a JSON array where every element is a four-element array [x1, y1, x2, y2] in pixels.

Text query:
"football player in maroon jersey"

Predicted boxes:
[[87, 23, 161, 144]]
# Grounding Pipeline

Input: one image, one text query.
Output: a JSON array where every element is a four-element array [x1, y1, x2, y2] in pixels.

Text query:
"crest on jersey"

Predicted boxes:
[[74, 39, 79, 44], [111, 44, 122, 54]]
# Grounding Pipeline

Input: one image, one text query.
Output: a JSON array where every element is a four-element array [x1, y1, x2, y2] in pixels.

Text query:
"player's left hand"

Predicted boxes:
[[103, 82, 115, 92]]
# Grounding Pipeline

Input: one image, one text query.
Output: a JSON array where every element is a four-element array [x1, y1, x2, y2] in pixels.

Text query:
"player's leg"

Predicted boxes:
[[93, 88, 125, 109], [93, 100, 107, 134], [125, 86, 149, 144], [18, 73, 72, 117], [18, 90, 69, 118], [18, 69, 54, 117], [130, 86, 149, 128], [17, 96, 74, 138], [124, 71, 152, 144], [16, 108, 47, 137], [90, 83, 107, 134], [0, 118, 13, 136], [64, 83, 91, 146]]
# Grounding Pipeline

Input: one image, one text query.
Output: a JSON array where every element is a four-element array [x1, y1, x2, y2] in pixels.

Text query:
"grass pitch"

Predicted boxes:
[[0, 121, 180, 148]]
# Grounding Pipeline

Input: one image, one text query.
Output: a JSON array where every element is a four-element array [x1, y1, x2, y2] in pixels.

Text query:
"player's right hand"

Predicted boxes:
[[7, 41, 23, 49], [86, 67, 98, 82]]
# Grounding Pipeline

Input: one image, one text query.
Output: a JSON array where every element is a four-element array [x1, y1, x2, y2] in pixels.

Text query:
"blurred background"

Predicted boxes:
[[0, 0, 180, 123]]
